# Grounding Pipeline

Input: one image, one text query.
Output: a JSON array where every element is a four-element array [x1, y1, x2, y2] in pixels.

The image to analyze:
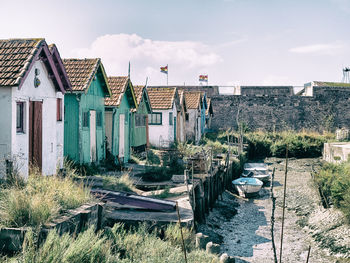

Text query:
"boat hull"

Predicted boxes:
[[232, 178, 263, 197]]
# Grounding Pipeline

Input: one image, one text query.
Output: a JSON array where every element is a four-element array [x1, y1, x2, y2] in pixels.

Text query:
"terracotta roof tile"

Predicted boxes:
[[184, 92, 201, 109], [133, 85, 144, 105], [0, 38, 44, 86], [147, 87, 176, 109], [105, 76, 129, 107], [63, 58, 100, 91]]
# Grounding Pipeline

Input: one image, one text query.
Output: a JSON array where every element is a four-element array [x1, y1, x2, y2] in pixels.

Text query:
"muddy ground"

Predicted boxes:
[[197, 158, 350, 263]]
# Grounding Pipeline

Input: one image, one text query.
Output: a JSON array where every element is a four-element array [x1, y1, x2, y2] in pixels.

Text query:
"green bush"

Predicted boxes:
[[315, 162, 350, 223], [141, 166, 172, 182], [146, 150, 161, 165]]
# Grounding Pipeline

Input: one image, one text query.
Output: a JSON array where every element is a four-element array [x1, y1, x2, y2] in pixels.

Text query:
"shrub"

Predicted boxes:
[[164, 223, 195, 251], [315, 162, 350, 223], [141, 166, 172, 182], [102, 174, 136, 193], [146, 150, 161, 165]]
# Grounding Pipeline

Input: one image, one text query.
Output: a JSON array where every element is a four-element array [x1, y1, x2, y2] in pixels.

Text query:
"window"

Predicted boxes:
[[82, 112, 89, 127], [169, 112, 173, 125], [56, 98, 62, 121], [185, 113, 189, 121], [135, 114, 146, 127], [16, 102, 25, 133], [148, 112, 162, 125], [96, 111, 102, 127]]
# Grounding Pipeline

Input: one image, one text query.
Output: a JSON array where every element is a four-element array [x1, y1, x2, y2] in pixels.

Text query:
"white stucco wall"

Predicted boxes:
[[148, 103, 177, 148], [0, 87, 13, 177], [10, 59, 64, 178], [185, 108, 201, 143]]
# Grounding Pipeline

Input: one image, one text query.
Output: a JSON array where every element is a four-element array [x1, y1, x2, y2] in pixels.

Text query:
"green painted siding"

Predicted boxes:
[[64, 94, 79, 161], [131, 97, 149, 148], [64, 73, 107, 164]]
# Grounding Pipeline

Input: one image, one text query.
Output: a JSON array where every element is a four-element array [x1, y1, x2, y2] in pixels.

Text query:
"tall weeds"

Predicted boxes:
[[0, 170, 91, 228]]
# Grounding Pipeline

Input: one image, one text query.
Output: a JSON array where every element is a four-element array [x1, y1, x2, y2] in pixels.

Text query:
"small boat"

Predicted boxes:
[[232, 177, 263, 197], [242, 163, 271, 183]]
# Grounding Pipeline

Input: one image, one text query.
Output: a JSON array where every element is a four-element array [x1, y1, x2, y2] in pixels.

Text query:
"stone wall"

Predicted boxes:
[[210, 86, 350, 132]]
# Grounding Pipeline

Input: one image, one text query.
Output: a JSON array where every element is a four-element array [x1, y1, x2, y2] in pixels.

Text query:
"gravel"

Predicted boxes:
[[197, 157, 350, 262]]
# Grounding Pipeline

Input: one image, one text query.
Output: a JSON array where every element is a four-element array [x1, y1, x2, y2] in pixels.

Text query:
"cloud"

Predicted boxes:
[[330, 0, 350, 13], [71, 34, 222, 85], [289, 43, 344, 54]]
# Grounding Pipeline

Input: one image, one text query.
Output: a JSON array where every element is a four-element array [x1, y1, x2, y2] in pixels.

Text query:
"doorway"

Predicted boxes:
[[29, 101, 42, 170], [90, 110, 97, 162]]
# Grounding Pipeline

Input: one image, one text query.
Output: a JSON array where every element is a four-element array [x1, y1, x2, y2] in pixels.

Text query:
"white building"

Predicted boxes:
[[0, 39, 71, 178], [146, 87, 180, 148], [184, 92, 203, 144]]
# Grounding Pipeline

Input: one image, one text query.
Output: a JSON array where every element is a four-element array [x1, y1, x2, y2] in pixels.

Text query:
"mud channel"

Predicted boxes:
[[197, 157, 350, 262]]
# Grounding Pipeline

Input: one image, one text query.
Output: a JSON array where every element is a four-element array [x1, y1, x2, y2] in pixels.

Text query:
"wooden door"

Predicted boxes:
[[90, 110, 97, 162], [29, 101, 42, 170], [119, 114, 125, 157]]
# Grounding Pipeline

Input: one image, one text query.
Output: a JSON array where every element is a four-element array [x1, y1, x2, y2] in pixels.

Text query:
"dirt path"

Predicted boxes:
[[198, 158, 349, 262]]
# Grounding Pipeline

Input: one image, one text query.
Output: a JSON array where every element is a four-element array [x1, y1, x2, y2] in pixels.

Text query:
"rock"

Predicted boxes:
[[206, 241, 220, 254]]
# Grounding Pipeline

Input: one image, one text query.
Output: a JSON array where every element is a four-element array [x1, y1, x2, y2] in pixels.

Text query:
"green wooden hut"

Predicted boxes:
[[105, 77, 137, 163], [131, 85, 152, 152], [63, 58, 111, 164]]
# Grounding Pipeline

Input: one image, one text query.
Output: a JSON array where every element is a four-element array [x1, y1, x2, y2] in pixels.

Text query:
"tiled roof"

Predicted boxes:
[[133, 85, 144, 105], [105, 76, 129, 107], [63, 58, 101, 91], [147, 87, 176, 109], [313, 81, 350, 87], [206, 98, 212, 115], [0, 38, 44, 86], [184, 92, 201, 109]]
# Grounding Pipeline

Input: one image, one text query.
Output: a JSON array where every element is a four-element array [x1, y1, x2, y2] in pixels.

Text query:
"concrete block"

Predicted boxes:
[[172, 174, 185, 183], [0, 227, 26, 252]]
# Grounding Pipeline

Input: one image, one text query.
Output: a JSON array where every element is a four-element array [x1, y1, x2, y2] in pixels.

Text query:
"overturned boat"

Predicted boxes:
[[232, 177, 263, 197]]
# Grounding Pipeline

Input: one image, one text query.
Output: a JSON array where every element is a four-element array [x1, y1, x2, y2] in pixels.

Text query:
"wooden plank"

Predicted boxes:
[[34, 101, 42, 170], [28, 101, 33, 166]]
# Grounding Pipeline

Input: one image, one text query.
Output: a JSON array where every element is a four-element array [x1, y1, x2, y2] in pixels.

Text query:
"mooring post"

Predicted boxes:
[[306, 245, 311, 263], [279, 145, 289, 263], [176, 201, 188, 263]]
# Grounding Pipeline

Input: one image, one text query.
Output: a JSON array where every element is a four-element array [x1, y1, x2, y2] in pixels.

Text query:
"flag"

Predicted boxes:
[[160, 65, 168, 74], [199, 75, 208, 82]]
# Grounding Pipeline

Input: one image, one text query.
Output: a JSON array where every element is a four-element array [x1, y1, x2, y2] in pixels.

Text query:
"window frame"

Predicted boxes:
[[169, 112, 173, 125], [96, 111, 102, 127], [56, 98, 62, 121], [135, 114, 146, 127], [16, 101, 25, 133], [148, 112, 162, 125], [82, 112, 89, 128]]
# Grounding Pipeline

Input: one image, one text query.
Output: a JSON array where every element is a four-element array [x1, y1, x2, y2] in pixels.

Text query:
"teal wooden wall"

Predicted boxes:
[[131, 97, 150, 148], [64, 73, 107, 164], [64, 94, 79, 161], [110, 94, 132, 163]]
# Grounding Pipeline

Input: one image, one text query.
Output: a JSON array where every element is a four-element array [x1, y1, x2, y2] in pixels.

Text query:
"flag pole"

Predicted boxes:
[[167, 64, 168, 86]]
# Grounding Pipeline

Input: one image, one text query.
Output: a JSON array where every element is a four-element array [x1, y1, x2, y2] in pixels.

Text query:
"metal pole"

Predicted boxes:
[[167, 64, 168, 86], [279, 145, 289, 263], [176, 201, 188, 263], [270, 167, 278, 263], [306, 245, 311, 263]]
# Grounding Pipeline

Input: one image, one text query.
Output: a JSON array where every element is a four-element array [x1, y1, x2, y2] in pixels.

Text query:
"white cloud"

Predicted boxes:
[[289, 43, 344, 54], [71, 34, 222, 85]]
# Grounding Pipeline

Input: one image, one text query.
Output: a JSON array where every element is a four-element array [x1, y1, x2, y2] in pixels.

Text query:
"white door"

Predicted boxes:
[[90, 110, 97, 162], [105, 111, 113, 151], [119, 114, 125, 158]]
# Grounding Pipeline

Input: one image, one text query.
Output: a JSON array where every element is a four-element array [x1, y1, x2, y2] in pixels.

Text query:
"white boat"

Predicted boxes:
[[242, 163, 271, 183], [232, 177, 263, 197]]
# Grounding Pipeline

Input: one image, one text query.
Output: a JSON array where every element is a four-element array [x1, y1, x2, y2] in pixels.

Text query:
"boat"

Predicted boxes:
[[232, 177, 263, 197], [242, 163, 271, 183]]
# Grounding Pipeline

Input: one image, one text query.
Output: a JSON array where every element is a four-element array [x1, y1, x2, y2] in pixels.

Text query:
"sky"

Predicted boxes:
[[1, 0, 350, 86]]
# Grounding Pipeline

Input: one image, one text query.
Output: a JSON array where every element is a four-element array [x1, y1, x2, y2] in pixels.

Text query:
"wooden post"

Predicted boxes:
[[306, 245, 311, 263], [279, 145, 289, 263], [270, 167, 278, 263], [176, 201, 188, 263]]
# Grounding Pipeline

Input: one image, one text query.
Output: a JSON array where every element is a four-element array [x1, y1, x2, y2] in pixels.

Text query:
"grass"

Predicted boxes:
[[3, 223, 220, 263], [314, 161, 350, 223], [102, 174, 136, 193], [0, 169, 91, 228]]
